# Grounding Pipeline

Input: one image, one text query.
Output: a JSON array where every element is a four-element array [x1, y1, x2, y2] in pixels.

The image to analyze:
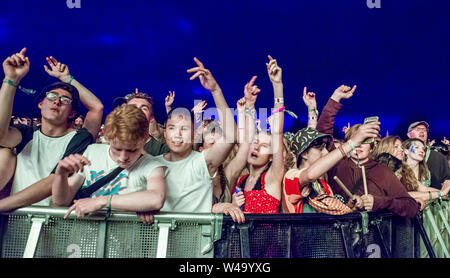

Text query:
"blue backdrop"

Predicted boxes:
[[1, 0, 449, 140]]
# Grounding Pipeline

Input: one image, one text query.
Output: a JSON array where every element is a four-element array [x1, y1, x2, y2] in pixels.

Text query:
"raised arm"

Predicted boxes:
[[225, 96, 256, 187], [0, 48, 30, 147], [44, 56, 103, 138], [316, 85, 356, 135], [265, 56, 285, 186], [302, 87, 318, 128], [298, 122, 381, 188], [164, 91, 175, 115], [187, 57, 236, 172]]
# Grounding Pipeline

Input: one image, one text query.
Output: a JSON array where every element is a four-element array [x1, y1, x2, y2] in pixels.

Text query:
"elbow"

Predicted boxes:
[[93, 103, 104, 113], [52, 196, 71, 207]]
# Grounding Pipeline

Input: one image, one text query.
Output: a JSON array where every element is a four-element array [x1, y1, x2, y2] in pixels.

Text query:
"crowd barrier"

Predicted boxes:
[[0, 203, 448, 258]]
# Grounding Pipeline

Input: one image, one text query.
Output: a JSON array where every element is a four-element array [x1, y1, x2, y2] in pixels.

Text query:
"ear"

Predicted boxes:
[[300, 151, 308, 161], [198, 146, 204, 152]]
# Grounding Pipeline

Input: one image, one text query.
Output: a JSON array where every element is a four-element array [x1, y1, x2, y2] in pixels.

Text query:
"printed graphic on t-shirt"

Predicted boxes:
[[83, 170, 128, 197]]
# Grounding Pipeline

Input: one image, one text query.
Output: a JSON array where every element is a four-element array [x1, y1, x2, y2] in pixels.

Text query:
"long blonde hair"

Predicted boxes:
[[371, 136, 402, 160]]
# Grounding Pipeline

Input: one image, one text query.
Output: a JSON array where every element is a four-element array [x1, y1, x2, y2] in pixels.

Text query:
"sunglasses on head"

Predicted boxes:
[[45, 91, 72, 105]]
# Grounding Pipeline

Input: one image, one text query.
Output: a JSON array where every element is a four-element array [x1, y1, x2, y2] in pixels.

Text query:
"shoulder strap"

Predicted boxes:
[[50, 128, 94, 174], [74, 166, 124, 200]]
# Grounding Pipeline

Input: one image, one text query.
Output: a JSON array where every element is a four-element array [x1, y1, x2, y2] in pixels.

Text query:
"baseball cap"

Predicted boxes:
[[407, 121, 429, 133]]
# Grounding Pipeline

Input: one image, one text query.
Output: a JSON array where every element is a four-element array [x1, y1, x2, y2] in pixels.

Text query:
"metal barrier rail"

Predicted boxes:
[[0, 205, 446, 258], [0, 206, 222, 258]]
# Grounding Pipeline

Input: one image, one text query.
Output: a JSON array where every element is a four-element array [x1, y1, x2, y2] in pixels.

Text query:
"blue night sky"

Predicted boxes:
[[1, 0, 449, 140]]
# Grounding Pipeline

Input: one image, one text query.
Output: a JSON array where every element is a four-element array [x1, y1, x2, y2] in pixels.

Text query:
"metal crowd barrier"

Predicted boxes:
[[0, 205, 445, 258], [0, 206, 222, 258]]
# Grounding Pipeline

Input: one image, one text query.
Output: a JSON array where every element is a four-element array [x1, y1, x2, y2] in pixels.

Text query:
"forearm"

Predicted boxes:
[[270, 82, 285, 177], [52, 174, 77, 206], [316, 98, 342, 135], [307, 108, 318, 128], [372, 195, 418, 218], [301, 142, 352, 185], [0, 175, 53, 212], [109, 190, 165, 212], [61, 77, 103, 112], [0, 82, 16, 141], [211, 88, 237, 143]]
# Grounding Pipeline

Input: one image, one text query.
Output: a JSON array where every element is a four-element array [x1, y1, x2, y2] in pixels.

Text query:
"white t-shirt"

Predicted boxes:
[[154, 151, 213, 213], [77, 144, 166, 197], [12, 128, 79, 206]]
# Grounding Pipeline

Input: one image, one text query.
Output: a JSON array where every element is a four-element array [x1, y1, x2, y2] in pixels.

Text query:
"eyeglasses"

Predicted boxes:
[[413, 127, 428, 132], [45, 91, 72, 105]]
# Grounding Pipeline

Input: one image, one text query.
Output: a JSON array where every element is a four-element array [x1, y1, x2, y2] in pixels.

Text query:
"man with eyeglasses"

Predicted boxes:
[[0, 48, 103, 211], [407, 121, 450, 190]]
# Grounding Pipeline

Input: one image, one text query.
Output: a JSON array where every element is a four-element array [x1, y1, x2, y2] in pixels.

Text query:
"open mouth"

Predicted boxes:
[[250, 152, 258, 158]]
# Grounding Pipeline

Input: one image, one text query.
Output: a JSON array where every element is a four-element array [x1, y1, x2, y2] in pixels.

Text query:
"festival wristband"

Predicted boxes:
[[272, 106, 285, 114], [66, 75, 74, 84], [274, 97, 284, 104], [3, 78, 18, 88]]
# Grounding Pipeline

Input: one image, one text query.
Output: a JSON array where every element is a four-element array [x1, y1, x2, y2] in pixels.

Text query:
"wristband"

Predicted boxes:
[[274, 97, 284, 104], [3, 78, 18, 88], [308, 108, 319, 116], [438, 191, 442, 202], [66, 75, 74, 84], [245, 107, 256, 118], [348, 139, 356, 153], [272, 106, 285, 114], [428, 191, 432, 201]]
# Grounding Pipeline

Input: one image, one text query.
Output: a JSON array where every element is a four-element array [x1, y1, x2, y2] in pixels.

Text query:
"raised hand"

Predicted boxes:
[[236, 97, 246, 112], [165, 91, 175, 108], [2, 47, 30, 84], [331, 84, 357, 102], [342, 122, 351, 134], [349, 122, 380, 146], [266, 55, 282, 84], [302, 87, 317, 109], [44, 56, 71, 82], [191, 100, 207, 114], [244, 76, 261, 108], [187, 57, 220, 92], [55, 154, 91, 176]]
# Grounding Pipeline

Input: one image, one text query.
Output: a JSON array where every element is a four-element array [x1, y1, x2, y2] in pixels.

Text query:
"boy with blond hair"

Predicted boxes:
[[52, 104, 166, 222]]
